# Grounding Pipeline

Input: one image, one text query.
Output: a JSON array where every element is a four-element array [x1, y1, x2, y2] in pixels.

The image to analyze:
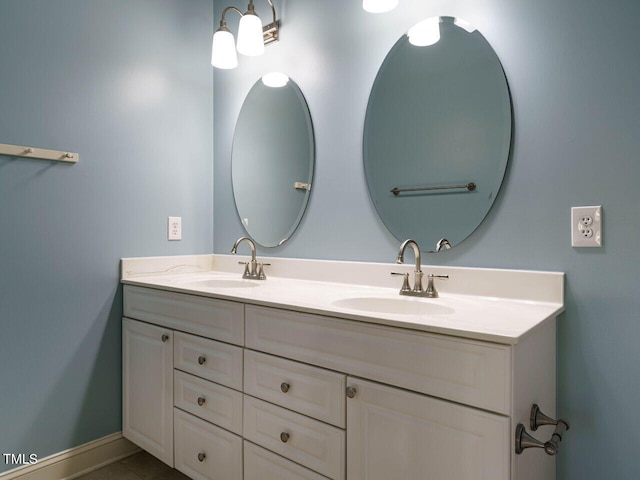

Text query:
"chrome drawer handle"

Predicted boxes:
[[197, 356, 206, 365], [197, 397, 206, 406], [161, 334, 169, 343], [280, 432, 290, 443], [197, 452, 206, 462], [280, 382, 290, 393], [346, 386, 357, 398]]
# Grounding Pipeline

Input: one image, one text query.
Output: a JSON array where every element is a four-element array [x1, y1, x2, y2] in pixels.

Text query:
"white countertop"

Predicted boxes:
[[121, 255, 565, 345]]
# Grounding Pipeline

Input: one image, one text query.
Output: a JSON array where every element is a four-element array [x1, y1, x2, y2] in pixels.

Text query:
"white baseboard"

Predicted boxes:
[[0, 433, 141, 480]]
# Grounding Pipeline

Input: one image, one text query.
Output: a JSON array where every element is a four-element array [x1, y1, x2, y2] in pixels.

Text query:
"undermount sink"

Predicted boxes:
[[332, 296, 455, 316], [175, 278, 261, 289]]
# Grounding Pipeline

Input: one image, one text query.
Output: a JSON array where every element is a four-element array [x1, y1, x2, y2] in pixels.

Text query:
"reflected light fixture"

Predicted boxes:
[[262, 72, 289, 88], [363, 0, 399, 13], [211, 0, 280, 69], [408, 17, 441, 47], [454, 17, 477, 33]]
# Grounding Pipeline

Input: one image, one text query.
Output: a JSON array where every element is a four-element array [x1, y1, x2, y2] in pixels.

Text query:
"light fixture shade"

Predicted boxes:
[[237, 13, 264, 56], [363, 0, 399, 13], [408, 17, 441, 47], [454, 18, 477, 33], [211, 29, 238, 69], [262, 72, 289, 88]]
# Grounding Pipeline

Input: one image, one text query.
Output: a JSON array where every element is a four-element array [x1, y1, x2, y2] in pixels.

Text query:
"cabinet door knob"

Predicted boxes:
[[197, 356, 206, 365], [280, 432, 290, 443], [197, 397, 206, 406], [346, 386, 357, 398], [280, 382, 290, 393], [161, 334, 169, 343], [197, 452, 206, 462]]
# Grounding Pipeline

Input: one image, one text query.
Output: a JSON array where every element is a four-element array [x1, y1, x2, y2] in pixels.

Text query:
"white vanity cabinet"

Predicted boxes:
[[122, 318, 174, 466], [123, 284, 557, 480]]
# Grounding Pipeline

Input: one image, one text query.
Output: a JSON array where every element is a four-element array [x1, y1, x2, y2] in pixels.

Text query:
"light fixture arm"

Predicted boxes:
[[262, 0, 279, 45], [220, 5, 243, 27]]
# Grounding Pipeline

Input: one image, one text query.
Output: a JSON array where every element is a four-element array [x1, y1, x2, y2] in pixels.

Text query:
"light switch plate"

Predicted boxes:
[[571, 206, 602, 247]]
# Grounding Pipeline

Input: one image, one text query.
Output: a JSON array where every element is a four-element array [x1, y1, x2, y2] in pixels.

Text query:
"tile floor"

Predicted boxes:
[[75, 451, 189, 480]]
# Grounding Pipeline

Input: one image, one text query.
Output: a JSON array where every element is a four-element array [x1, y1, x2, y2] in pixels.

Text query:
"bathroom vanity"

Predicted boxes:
[[121, 255, 564, 480]]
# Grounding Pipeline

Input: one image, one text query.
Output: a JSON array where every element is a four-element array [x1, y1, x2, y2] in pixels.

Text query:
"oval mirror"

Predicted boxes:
[[364, 17, 512, 251], [232, 74, 315, 247]]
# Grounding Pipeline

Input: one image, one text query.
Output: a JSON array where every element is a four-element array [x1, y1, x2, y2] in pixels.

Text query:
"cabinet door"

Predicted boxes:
[[346, 378, 509, 480], [122, 318, 174, 466]]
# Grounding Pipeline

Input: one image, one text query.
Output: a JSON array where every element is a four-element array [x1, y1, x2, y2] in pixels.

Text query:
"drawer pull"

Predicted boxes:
[[346, 386, 357, 398], [197, 396, 206, 406], [280, 432, 290, 443], [280, 382, 290, 393], [197, 452, 206, 462], [197, 355, 206, 365], [161, 334, 169, 343]]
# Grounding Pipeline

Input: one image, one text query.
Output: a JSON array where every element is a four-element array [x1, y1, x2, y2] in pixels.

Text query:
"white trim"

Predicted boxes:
[[0, 433, 140, 480]]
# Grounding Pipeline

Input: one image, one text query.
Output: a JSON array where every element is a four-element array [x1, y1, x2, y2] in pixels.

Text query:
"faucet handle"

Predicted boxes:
[[238, 261, 251, 278], [257, 263, 271, 280], [425, 274, 449, 298], [391, 272, 411, 293]]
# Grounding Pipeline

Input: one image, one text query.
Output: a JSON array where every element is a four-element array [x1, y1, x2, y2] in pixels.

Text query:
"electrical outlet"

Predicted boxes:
[[168, 216, 182, 241], [571, 206, 602, 247]]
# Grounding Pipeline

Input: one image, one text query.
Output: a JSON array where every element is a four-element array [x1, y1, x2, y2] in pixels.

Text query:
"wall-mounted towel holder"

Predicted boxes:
[[515, 404, 570, 456], [0, 142, 78, 164]]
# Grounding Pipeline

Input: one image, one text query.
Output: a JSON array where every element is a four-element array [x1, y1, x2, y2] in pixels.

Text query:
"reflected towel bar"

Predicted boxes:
[[0, 142, 78, 164], [390, 182, 475, 196]]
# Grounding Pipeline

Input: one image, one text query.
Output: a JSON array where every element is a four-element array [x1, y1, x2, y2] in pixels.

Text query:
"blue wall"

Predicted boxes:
[[214, 1, 640, 478], [0, 0, 212, 473]]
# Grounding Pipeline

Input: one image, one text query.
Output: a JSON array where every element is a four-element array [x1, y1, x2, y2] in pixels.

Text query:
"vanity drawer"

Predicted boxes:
[[124, 285, 244, 346], [174, 331, 243, 390], [244, 441, 330, 480], [244, 350, 346, 428], [174, 370, 243, 435], [245, 305, 511, 414], [174, 408, 242, 480], [243, 396, 345, 480]]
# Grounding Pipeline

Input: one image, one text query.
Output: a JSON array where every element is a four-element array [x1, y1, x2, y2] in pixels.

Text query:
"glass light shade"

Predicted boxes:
[[454, 18, 477, 33], [408, 18, 441, 47], [363, 0, 399, 13], [211, 29, 238, 69], [237, 13, 264, 56], [262, 72, 289, 88]]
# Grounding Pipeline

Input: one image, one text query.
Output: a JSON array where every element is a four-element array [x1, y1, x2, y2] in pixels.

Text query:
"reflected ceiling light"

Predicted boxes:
[[454, 18, 477, 33], [408, 17, 441, 47], [262, 72, 289, 88], [363, 0, 399, 14], [211, 0, 280, 69]]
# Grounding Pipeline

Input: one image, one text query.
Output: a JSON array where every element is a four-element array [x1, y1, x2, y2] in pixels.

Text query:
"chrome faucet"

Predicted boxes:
[[230, 236, 269, 280], [392, 239, 448, 297]]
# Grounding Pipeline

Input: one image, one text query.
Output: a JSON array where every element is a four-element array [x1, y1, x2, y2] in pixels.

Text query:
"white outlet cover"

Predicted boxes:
[[168, 216, 182, 241], [571, 206, 602, 247]]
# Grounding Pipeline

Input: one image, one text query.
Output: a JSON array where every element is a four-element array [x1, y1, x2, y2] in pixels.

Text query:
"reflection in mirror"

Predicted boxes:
[[232, 74, 315, 247], [364, 17, 512, 251]]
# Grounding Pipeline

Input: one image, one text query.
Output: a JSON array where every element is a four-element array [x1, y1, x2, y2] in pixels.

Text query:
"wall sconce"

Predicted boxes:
[[211, 0, 280, 69], [363, 0, 399, 14]]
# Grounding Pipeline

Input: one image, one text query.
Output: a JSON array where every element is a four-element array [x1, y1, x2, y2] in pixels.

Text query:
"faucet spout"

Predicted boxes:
[[231, 236, 258, 278], [396, 239, 424, 294], [396, 239, 421, 273], [231, 236, 256, 261]]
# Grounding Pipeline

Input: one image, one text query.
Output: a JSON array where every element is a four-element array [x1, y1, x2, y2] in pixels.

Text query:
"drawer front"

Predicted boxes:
[[243, 396, 345, 480], [245, 305, 511, 414], [174, 370, 243, 435], [244, 350, 346, 428], [244, 441, 330, 480], [124, 285, 244, 346], [174, 331, 243, 390], [174, 408, 242, 480]]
